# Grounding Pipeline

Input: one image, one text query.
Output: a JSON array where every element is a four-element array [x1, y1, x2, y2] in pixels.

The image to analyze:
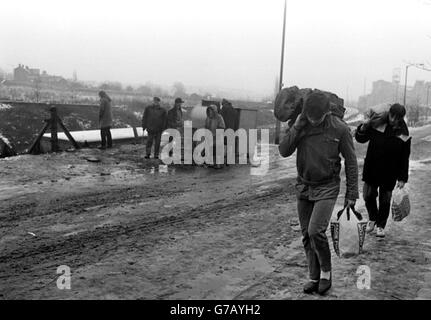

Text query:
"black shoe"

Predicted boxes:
[[154, 156, 159, 160], [318, 277, 332, 295], [144, 155, 150, 159], [303, 281, 319, 294]]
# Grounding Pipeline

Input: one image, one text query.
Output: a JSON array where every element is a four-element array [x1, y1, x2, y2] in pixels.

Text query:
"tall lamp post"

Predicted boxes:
[[274, 0, 287, 145]]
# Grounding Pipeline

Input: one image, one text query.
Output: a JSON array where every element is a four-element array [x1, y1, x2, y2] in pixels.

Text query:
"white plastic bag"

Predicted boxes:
[[392, 186, 410, 222], [331, 206, 367, 258]]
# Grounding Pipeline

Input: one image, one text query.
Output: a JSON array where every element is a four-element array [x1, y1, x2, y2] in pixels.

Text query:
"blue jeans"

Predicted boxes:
[[297, 197, 336, 280]]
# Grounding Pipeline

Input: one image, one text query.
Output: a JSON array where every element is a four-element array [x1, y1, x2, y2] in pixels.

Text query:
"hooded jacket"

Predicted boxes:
[[99, 96, 113, 128], [355, 112, 411, 190], [205, 105, 225, 135]]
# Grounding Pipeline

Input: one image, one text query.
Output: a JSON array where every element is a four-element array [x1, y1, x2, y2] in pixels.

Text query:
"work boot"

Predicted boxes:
[[366, 221, 376, 233], [376, 227, 385, 238], [318, 277, 332, 295], [303, 280, 319, 294]]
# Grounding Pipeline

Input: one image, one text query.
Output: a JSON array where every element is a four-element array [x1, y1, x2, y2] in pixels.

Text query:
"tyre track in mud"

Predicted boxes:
[[0, 178, 296, 298], [0, 184, 183, 224]]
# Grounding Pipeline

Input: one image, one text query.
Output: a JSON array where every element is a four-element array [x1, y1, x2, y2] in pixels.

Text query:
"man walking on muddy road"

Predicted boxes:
[[142, 97, 167, 159], [355, 103, 411, 238], [279, 91, 359, 295]]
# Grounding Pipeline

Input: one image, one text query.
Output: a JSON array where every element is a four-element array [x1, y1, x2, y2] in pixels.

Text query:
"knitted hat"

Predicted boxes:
[[303, 91, 330, 120]]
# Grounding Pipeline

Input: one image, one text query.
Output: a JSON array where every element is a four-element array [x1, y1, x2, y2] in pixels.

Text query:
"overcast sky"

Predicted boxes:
[[1, 0, 430, 100]]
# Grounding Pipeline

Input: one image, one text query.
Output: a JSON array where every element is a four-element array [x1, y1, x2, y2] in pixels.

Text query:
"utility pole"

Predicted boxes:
[[274, 0, 287, 145]]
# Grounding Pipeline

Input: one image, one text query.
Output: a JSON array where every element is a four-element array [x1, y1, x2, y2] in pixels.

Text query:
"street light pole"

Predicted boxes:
[[274, 0, 287, 145]]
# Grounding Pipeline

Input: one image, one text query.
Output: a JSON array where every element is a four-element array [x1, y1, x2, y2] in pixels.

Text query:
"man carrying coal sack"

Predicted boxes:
[[278, 91, 359, 295]]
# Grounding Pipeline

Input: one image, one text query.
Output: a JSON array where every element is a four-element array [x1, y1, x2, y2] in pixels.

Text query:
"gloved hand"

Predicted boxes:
[[360, 120, 371, 132], [293, 113, 308, 131]]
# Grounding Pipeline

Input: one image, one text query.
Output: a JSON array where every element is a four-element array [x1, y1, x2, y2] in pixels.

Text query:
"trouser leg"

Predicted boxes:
[[168, 135, 174, 157], [377, 188, 392, 229], [154, 132, 162, 156], [106, 127, 112, 148], [308, 198, 336, 273], [297, 198, 320, 280], [363, 182, 378, 222], [146, 132, 154, 156], [100, 128, 107, 148]]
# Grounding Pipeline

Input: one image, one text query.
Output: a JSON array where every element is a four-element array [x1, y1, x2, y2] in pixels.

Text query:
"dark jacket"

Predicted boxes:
[[279, 115, 359, 201], [142, 104, 167, 133], [355, 119, 411, 191], [99, 97, 113, 128], [167, 106, 183, 129], [220, 104, 238, 130]]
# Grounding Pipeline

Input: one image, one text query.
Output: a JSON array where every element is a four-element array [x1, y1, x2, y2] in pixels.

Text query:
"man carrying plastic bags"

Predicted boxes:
[[355, 103, 411, 238], [279, 91, 359, 295]]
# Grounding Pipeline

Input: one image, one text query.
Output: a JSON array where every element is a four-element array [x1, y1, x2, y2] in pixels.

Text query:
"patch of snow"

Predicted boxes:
[[409, 159, 431, 171], [410, 123, 431, 133], [0, 132, 12, 146], [0, 103, 13, 110]]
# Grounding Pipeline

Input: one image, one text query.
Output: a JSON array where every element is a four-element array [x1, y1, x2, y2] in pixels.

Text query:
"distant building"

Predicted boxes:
[[358, 77, 431, 110], [13, 64, 40, 82], [13, 64, 68, 87]]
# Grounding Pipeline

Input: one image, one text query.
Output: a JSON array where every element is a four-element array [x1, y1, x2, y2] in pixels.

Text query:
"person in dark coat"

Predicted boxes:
[[279, 92, 359, 295], [98, 91, 113, 149], [220, 99, 239, 162], [355, 103, 411, 238], [220, 99, 238, 130], [167, 98, 184, 157], [142, 97, 167, 159], [205, 105, 225, 169]]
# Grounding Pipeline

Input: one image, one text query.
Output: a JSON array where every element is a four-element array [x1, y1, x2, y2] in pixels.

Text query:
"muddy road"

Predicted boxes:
[[1, 129, 431, 299]]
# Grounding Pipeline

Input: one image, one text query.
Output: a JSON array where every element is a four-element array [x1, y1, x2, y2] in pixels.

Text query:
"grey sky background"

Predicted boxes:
[[1, 0, 430, 101]]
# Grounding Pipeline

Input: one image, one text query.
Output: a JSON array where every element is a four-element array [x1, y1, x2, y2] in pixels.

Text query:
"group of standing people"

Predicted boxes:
[[141, 96, 238, 166], [279, 92, 411, 295], [98, 91, 239, 165]]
